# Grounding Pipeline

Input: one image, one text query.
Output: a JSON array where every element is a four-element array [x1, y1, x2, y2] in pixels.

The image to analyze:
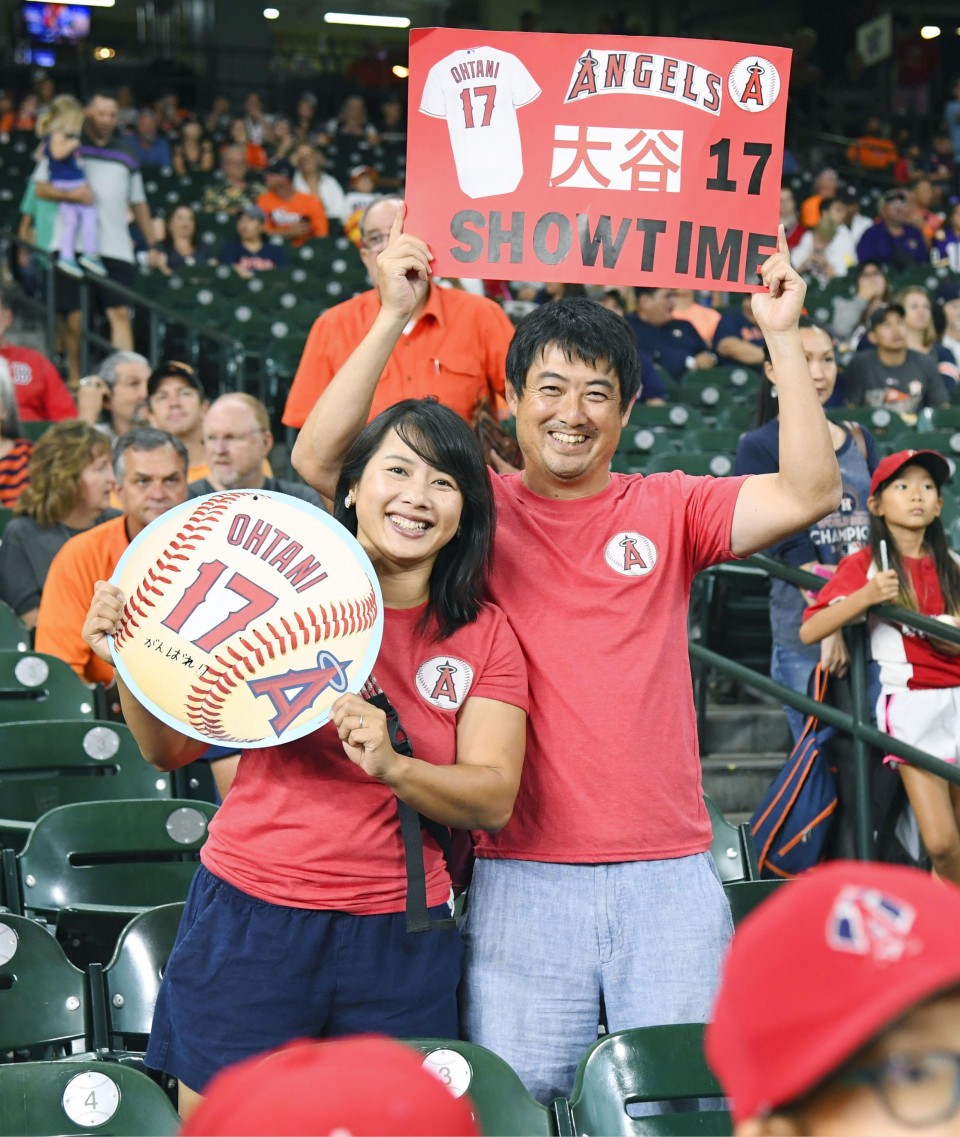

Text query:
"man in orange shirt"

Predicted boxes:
[[282, 195, 515, 429], [35, 428, 189, 685], [257, 157, 328, 247]]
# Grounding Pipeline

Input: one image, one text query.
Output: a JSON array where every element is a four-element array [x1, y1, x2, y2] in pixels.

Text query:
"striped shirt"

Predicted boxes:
[[0, 438, 32, 507]]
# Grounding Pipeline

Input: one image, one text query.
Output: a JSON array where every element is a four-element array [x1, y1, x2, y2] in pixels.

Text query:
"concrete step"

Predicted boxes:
[[700, 704, 791, 756], [701, 752, 785, 817]]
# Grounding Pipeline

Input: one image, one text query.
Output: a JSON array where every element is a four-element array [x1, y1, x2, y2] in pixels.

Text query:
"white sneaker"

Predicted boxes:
[[58, 258, 83, 278], [78, 254, 108, 277]]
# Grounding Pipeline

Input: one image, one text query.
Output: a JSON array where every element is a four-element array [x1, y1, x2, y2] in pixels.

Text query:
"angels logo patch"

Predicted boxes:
[[604, 532, 658, 577], [416, 656, 474, 709], [728, 56, 780, 113]]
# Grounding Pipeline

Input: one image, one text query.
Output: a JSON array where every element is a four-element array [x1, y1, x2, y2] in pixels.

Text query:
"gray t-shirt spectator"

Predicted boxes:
[[0, 510, 121, 617], [844, 348, 948, 415], [33, 128, 146, 264], [188, 475, 325, 508]]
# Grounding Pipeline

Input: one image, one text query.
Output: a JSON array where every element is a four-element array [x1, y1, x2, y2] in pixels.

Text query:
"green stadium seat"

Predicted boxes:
[[0, 913, 87, 1055], [927, 407, 960, 431], [643, 452, 734, 477], [88, 902, 185, 1055], [18, 420, 55, 442], [0, 600, 29, 651], [2, 799, 213, 963], [0, 652, 96, 722], [715, 403, 757, 432], [562, 1024, 731, 1135], [682, 428, 745, 456], [0, 507, 14, 537], [705, 795, 758, 883], [0, 1061, 180, 1135], [825, 406, 904, 439], [627, 404, 705, 431], [406, 1039, 556, 1136], [0, 721, 173, 846], [722, 879, 786, 925]]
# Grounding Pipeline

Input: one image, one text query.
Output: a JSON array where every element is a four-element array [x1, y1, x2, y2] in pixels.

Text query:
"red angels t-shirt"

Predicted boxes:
[[201, 601, 527, 913], [803, 547, 960, 691], [477, 469, 746, 863]]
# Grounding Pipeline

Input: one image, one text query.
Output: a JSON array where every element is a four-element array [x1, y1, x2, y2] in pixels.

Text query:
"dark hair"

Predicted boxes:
[[506, 296, 641, 412], [333, 399, 494, 640], [755, 317, 834, 427], [869, 476, 960, 616], [113, 427, 188, 482]]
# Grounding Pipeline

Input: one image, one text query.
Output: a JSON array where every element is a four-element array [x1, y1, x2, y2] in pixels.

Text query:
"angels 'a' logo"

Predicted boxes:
[[415, 656, 474, 709], [604, 531, 658, 577], [727, 56, 780, 112]]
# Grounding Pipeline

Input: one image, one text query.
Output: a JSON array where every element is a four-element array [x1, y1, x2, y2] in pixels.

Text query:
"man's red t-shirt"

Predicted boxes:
[[2, 344, 76, 422]]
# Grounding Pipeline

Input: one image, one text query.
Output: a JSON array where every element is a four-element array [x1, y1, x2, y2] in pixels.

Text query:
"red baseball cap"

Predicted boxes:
[[869, 448, 951, 498], [706, 862, 960, 1124], [180, 1035, 481, 1137]]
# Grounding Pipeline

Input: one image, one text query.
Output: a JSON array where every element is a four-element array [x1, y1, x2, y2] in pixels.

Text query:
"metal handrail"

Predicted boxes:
[[0, 230, 250, 395], [694, 553, 960, 861]]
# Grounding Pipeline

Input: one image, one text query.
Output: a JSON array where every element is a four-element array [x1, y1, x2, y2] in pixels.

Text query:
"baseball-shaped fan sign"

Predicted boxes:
[[110, 491, 383, 748]]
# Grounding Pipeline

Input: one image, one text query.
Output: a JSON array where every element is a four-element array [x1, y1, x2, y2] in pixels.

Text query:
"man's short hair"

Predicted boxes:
[[86, 89, 118, 105], [97, 351, 149, 391], [505, 297, 642, 412], [359, 194, 404, 238], [113, 427, 188, 483], [210, 392, 271, 433]]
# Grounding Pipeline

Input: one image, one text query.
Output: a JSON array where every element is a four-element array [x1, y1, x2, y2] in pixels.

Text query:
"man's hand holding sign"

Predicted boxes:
[[406, 29, 791, 291]]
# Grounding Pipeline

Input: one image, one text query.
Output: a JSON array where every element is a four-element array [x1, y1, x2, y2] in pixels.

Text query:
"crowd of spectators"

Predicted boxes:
[[4, 56, 960, 1131]]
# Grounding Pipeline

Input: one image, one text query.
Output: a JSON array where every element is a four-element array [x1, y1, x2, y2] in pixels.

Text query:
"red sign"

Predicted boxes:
[[406, 28, 792, 292]]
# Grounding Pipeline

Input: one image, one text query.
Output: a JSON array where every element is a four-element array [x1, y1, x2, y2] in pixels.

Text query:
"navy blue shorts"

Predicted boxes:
[[145, 865, 463, 1094]]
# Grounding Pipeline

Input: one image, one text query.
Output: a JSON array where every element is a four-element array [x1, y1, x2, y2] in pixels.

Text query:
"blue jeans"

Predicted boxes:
[[459, 854, 733, 1104], [770, 643, 817, 745]]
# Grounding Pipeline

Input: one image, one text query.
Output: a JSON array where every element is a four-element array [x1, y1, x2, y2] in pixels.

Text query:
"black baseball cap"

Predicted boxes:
[[147, 360, 205, 399], [868, 302, 906, 330], [266, 156, 295, 179]]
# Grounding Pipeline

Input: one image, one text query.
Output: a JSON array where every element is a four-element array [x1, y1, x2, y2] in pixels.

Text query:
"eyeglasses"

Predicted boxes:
[[360, 230, 390, 251], [835, 1051, 960, 1126], [203, 430, 264, 446]]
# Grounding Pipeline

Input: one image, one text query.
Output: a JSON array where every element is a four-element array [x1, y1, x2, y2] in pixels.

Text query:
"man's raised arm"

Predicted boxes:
[[290, 205, 433, 502], [730, 228, 842, 556]]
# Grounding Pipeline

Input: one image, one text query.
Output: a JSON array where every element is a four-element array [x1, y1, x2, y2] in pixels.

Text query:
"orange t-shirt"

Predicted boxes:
[[35, 514, 130, 685], [847, 136, 898, 171], [282, 285, 515, 428], [257, 190, 329, 245]]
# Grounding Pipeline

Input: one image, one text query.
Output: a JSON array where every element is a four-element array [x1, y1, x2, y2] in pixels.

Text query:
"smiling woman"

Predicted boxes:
[[80, 396, 529, 1123]]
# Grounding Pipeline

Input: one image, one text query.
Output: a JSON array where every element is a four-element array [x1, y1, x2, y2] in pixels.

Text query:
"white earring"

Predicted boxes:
[[344, 490, 355, 508]]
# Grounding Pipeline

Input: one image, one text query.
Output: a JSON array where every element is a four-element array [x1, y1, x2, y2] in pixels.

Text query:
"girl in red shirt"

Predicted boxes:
[[802, 449, 960, 883]]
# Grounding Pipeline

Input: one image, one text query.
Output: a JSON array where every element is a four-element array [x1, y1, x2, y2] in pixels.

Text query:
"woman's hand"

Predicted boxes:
[[375, 203, 433, 323], [82, 580, 124, 664], [330, 693, 401, 782]]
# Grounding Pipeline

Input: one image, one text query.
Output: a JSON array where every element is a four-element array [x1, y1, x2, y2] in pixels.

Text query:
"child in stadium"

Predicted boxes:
[[36, 95, 105, 278], [801, 448, 960, 884], [80, 398, 527, 1121]]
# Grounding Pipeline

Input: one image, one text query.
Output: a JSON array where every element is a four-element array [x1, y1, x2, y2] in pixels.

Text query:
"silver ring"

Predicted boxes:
[[358, 714, 364, 729]]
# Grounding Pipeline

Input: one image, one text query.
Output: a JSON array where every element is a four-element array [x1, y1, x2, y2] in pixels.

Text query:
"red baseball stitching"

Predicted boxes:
[[114, 493, 246, 649], [183, 590, 379, 743]]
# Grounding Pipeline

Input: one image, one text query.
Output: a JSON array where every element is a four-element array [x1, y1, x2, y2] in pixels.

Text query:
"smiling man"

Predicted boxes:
[[146, 360, 210, 482], [35, 428, 189, 684], [291, 209, 841, 1104]]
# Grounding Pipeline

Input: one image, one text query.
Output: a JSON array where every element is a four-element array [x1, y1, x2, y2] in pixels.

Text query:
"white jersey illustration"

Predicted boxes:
[[420, 46, 541, 199]]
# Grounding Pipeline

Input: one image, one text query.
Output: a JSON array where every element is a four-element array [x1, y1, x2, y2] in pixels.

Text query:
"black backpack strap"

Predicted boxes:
[[364, 685, 457, 934]]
